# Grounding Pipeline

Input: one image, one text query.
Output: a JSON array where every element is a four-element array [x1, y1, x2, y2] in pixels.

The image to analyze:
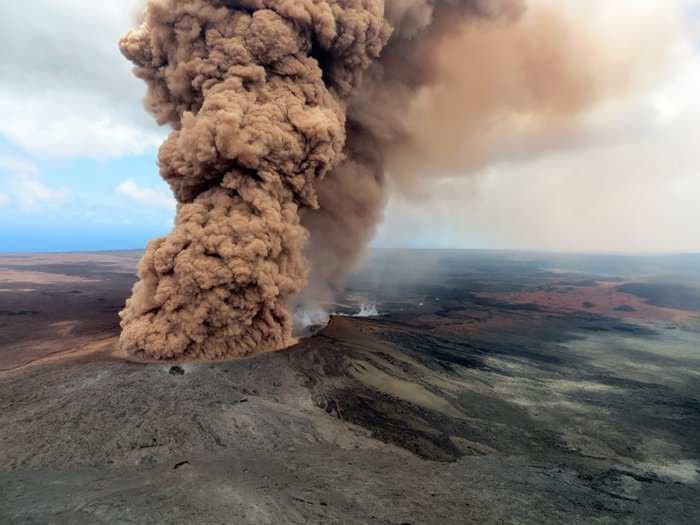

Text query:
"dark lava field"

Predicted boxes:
[[1, 249, 699, 524]]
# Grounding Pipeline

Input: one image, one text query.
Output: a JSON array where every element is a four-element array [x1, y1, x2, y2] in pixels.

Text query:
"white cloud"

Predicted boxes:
[[0, 1, 165, 159], [0, 95, 163, 159], [117, 179, 176, 211], [0, 156, 67, 211], [0, 193, 9, 206]]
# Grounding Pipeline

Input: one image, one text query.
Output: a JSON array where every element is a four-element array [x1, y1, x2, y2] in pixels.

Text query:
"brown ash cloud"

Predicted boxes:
[[119, 0, 652, 360]]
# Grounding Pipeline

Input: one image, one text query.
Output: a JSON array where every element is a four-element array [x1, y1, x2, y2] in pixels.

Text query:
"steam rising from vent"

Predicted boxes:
[[356, 304, 380, 318], [119, 0, 661, 360]]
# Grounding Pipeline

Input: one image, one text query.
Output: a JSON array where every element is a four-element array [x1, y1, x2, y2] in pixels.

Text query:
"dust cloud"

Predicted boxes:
[[119, 0, 662, 359]]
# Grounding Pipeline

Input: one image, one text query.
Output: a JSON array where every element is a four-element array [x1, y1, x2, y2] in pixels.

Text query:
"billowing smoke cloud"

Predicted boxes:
[[118, 0, 391, 359], [119, 0, 661, 360]]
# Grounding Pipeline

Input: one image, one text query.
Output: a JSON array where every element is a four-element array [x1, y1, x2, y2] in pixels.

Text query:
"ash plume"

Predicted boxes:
[[119, 0, 656, 360]]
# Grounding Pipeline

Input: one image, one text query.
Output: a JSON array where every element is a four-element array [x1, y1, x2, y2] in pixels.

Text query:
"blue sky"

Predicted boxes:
[[1, 0, 699, 254], [0, 136, 171, 252]]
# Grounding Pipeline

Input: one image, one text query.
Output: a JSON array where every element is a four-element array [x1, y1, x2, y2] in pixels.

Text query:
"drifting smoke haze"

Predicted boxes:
[[380, 2, 670, 180], [119, 0, 668, 360]]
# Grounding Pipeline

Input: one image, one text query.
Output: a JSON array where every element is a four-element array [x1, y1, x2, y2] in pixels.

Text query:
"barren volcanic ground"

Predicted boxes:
[[1, 250, 700, 524]]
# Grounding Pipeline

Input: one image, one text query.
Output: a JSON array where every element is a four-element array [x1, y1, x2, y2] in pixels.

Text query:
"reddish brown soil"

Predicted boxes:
[[478, 281, 695, 323]]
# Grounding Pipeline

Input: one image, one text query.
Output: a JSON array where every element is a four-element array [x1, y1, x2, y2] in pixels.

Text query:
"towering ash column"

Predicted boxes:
[[120, 0, 644, 360], [119, 0, 392, 359], [119, 0, 529, 360]]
